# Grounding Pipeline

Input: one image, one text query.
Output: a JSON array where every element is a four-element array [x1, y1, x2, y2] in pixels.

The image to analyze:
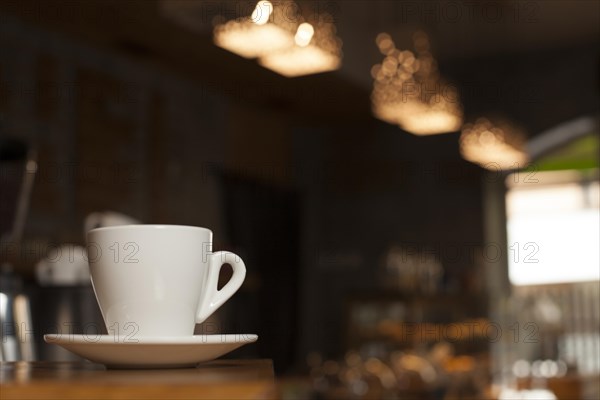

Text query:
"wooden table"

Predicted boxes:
[[0, 359, 276, 399]]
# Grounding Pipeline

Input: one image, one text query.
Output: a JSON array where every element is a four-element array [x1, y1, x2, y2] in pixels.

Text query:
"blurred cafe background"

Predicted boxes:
[[0, 1, 598, 399]]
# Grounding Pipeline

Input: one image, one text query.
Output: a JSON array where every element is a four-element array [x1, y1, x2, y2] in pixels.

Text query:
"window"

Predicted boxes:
[[506, 170, 599, 285]]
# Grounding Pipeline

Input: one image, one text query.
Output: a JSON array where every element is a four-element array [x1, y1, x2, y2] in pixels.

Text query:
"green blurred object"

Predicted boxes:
[[529, 133, 599, 172]]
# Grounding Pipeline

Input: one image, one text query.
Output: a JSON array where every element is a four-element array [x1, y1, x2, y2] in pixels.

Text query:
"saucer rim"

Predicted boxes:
[[43, 333, 258, 368], [44, 333, 258, 345]]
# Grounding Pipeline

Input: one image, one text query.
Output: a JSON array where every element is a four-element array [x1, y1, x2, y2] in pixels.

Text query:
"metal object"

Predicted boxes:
[[0, 137, 37, 361]]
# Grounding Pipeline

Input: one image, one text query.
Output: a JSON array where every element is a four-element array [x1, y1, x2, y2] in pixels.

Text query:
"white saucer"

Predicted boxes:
[[44, 334, 258, 369]]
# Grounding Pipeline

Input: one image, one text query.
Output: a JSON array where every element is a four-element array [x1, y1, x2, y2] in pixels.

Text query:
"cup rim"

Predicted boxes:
[[87, 224, 213, 234]]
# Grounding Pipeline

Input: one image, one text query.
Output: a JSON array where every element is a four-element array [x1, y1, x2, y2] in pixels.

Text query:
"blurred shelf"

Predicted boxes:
[[345, 290, 489, 355]]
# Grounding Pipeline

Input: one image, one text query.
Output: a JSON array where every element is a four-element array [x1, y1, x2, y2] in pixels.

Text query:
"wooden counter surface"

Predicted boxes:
[[0, 359, 276, 400]]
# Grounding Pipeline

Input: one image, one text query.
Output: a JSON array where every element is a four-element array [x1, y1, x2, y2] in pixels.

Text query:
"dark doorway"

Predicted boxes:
[[218, 172, 301, 374]]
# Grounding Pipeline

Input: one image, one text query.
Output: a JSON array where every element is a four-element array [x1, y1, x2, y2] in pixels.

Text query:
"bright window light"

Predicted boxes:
[[507, 172, 599, 285]]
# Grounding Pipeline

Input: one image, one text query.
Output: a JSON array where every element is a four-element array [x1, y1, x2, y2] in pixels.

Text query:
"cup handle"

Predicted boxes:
[[196, 251, 246, 324]]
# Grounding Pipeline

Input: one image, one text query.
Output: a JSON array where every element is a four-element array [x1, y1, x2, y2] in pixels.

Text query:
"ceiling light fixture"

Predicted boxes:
[[213, 1, 295, 59], [371, 31, 463, 135], [213, 1, 342, 77], [459, 117, 529, 170]]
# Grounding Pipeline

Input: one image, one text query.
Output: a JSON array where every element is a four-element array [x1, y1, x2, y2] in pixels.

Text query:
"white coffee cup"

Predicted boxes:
[[87, 225, 246, 337]]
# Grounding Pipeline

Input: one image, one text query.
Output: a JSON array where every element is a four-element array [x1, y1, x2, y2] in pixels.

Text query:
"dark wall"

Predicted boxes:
[[293, 122, 486, 358], [446, 41, 600, 135]]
